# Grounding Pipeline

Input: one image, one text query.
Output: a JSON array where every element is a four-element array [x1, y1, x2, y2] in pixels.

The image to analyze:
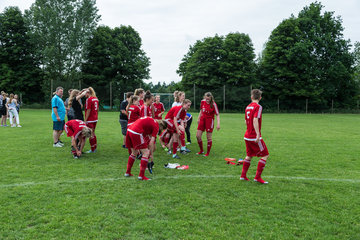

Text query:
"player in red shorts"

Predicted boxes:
[[164, 99, 192, 159], [84, 87, 99, 153], [127, 95, 141, 126], [124, 117, 167, 180], [196, 92, 220, 157], [240, 89, 269, 184], [140, 91, 154, 118], [64, 119, 92, 159], [153, 95, 165, 120]]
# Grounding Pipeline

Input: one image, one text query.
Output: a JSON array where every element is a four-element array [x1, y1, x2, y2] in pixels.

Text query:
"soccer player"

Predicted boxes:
[[196, 92, 220, 157], [119, 92, 133, 148], [153, 95, 165, 120], [240, 89, 269, 184], [84, 87, 99, 153], [64, 119, 92, 159], [127, 95, 141, 126], [172, 91, 185, 107], [165, 99, 192, 159], [140, 91, 154, 118], [134, 88, 145, 107], [124, 117, 167, 180]]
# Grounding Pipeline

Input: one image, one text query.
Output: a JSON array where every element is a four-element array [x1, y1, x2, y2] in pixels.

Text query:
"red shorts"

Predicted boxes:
[[126, 129, 150, 150], [197, 117, 214, 133], [245, 139, 269, 157], [165, 119, 176, 133], [86, 122, 97, 130]]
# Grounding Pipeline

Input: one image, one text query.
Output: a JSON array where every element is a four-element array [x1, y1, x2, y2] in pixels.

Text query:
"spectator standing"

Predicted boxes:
[[64, 89, 75, 121], [119, 92, 133, 148], [6, 93, 21, 127], [52, 87, 66, 147]]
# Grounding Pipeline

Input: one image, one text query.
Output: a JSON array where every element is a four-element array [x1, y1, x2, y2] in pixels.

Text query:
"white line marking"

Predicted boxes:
[[0, 175, 358, 188]]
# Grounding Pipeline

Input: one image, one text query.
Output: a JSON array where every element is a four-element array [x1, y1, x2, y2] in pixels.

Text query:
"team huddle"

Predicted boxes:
[[51, 86, 269, 183]]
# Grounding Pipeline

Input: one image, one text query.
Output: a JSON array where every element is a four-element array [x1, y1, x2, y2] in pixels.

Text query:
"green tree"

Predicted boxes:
[[81, 25, 150, 106], [0, 7, 44, 103], [259, 2, 356, 110], [25, 0, 100, 98]]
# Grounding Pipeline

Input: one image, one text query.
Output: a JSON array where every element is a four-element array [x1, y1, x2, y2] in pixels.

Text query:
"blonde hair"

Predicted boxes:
[[126, 95, 140, 112], [8, 93, 14, 104], [134, 88, 144, 96], [175, 91, 185, 103], [88, 87, 97, 98], [157, 120, 168, 134], [68, 89, 80, 108], [81, 127, 92, 138], [182, 99, 192, 105]]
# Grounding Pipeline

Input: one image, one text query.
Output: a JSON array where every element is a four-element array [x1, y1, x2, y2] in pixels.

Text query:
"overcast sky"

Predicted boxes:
[[1, 0, 359, 84]]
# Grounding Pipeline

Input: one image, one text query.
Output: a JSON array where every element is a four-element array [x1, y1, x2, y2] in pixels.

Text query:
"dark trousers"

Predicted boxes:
[[185, 117, 192, 143]]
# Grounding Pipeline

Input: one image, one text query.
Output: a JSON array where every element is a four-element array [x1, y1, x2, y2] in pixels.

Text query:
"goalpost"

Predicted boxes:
[[123, 92, 174, 110]]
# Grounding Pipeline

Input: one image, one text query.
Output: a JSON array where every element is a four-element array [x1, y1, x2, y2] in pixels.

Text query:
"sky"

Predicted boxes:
[[1, 0, 359, 84]]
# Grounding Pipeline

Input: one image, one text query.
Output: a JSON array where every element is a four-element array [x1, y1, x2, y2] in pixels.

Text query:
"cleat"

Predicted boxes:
[[180, 150, 188, 155], [173, 154, 181, 159], [138, 176, 151, 181], [122, 144, 127, 148], [203, 153, 209, 157], [73, 155, 79, 159], [124, 173, 133, 177], [86, 149, 97, 153], [167, 150, 172, 155], [53, 142, 63, 148], [240, 177, 249, 181], [254, 178, 268, 184], [196, 151, 204, 155], [147, 161, 154, 174], [17, 125, 22, 128], [136, 153, 142, 159], [184, 148, 191, 153]]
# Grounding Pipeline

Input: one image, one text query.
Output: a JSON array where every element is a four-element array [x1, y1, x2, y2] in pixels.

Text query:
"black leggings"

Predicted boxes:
[[185, 118, 192, 143]]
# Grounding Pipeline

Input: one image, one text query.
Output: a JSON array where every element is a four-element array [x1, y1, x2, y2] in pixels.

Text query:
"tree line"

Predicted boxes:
[[0, 1, 359, 111]]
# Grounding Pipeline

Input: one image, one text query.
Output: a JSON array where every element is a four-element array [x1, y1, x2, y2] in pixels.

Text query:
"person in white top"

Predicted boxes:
[[6, 93, 21, 127], [172, 91, 185, 107]]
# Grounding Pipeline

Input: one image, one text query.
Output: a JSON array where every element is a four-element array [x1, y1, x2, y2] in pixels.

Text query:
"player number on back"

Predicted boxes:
[[94, 101, 98, 111], [246, 111, 250, 119]]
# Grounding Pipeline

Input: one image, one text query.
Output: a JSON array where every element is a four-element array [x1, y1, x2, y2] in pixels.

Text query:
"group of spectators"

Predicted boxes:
[[0, 91, 21, 127]]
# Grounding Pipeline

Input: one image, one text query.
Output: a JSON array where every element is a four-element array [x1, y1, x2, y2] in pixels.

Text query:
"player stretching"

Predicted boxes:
[[196, 92, 220, 157], [84, 87, 99, 153], [240, 89, 269, 184], [64, 119, 92, 159], [124, 117, 167, 180]]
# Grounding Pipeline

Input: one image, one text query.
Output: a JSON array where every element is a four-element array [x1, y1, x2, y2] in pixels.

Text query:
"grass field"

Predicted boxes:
[[0, 110, 359, 239]]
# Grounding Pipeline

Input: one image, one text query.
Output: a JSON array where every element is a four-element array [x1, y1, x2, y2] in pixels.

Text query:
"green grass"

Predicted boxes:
[[0, 110, 359, 239]]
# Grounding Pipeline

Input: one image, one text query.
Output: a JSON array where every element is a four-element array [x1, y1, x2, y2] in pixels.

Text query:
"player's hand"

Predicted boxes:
[[217, 125, 220, 131], [76, 150, 81, 157], [255, 134, 260, 143], [56, 116, 61, 121]]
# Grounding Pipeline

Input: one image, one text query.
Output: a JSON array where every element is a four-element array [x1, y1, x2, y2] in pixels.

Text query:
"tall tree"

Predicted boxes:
[[259, 2, 356, 110], [25, 0, 100, 97], [0, 7, 44, 103], [81, 25, 150, 105]]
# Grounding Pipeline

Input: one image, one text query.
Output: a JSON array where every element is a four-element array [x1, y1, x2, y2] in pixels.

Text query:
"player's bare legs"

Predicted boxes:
[[196, 130, 204, 154]]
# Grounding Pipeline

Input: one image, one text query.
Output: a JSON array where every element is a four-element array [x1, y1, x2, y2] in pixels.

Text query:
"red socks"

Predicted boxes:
[[173, 141, 178, 154], [197, 139, 203, 153], [139, 156, 149, 178], [206, 140, 212, 155], [126, 154, 136, 174], [180, 131, 186, 147], [90, 134, 97, 151], [255, 159, 266, 179], [241, 159, 251, 178]]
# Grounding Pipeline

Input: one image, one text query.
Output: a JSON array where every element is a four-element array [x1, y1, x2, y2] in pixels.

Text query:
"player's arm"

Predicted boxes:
[[159, 104, 165, 117], [84, 109, 90, 122], [72, 136, 81, 156], [253, 118, 260, 143], [216, 114, 220, 130], [151, 103, 155, 118], [77, 89, 87, 101], [197, 110, 202, 124], [78, 137, 86, 155]]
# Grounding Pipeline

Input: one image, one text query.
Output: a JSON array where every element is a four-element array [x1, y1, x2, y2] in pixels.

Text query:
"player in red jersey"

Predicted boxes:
[[140, 91, 154, 118], [196, 92, 220, 157], [64, 119, 92, 159], [124, 117, 167, 180], [134, 88, 145, 107], [84, 87, 99, 153], [153, 95, 165, 120], [164, 99, 192, 159], [127, 95, 141, 126], [240, 89, 269, 184]]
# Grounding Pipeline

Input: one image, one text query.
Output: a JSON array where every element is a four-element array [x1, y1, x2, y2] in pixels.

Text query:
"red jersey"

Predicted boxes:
[[140, 104, 152, 118], [244, 102, 263, 139], [200, 100, 219, 119], [153, 102, 165, 119], [65, 119, 87, 139], [128, 104, 141, 125], [165, 105, 187, 121], [85, 96, 99, 122], [128, 117, 159, 138], [139, 99, 144, 107]]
